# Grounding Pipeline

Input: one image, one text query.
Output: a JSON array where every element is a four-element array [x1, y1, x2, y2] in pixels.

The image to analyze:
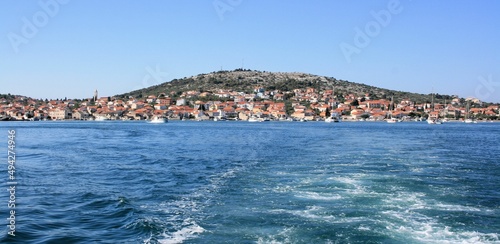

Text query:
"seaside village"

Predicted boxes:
[[1, 87, 499, 122]]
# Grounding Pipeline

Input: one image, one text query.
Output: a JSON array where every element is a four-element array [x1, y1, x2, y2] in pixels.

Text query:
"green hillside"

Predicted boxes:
[[116, 69, 456, 104]]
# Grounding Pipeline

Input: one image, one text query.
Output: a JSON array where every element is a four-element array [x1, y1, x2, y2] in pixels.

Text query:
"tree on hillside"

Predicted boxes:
[[285, 101, 294, 116]]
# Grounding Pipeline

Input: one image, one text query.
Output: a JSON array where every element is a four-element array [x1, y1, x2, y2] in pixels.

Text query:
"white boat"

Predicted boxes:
[[387, 118, 398, 123], [149, 116, 167, 123], [325, 112, 340, 123], [464, 119, 477, 124], [248, 117, 260, 122], [95, 116, 109, 121], [427, 118, 442, 124]]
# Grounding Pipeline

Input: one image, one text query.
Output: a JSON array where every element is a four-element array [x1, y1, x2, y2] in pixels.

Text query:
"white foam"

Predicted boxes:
[[272, 185, 294, 193], [327, 176, 359, 185], [382, 209, 499, 243], [269, 206, 331, 222], [358, 225, 371, 231], [270, 206, 368, 224], [381, 191, 427, 210], [155, 163, 255, 243], [433, 203, 481, 212], [256, 227, 295, 244], [159, 219, 205, 244], [294, 191, 342, 201]]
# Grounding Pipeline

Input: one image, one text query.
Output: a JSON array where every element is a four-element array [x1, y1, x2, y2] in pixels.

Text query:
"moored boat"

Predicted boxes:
[[248, 117, 260, 122], [149, 116, 167, 123], [95, 116, 109, 121]]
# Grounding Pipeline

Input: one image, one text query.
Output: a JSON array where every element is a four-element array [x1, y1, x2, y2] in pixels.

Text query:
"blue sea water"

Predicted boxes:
[[1, 121, 499, 243]]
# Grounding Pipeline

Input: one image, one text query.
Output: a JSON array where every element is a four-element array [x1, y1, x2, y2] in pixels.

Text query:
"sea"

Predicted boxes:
[[1, 121, 499, 243]]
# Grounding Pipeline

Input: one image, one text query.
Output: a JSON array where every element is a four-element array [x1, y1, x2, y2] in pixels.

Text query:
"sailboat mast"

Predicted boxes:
[[431, 92, 434, 112], [390, 96, 393, 118], [466, 101, 470, 119]]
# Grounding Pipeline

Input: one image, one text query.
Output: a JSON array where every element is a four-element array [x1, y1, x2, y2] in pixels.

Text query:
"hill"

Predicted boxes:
[[116, 69, 456, 104]]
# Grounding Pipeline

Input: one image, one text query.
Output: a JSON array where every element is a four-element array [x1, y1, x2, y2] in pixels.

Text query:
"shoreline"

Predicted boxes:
[[2, 119, 500, 123]]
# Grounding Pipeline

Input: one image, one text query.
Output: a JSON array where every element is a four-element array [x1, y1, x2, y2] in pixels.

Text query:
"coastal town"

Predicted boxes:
[[1, 86, 499, 122]]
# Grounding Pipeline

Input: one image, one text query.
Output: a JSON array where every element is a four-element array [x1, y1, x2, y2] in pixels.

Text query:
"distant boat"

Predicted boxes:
[[213, 116, 227, 122], [326, 88, 341, 123], [464, 118, 477, 124], [427, 119, 442, 124], [248, 117, 260, 122], [325, 113, 340, 123], [149, 116, 167, 123], [387, 118, 398, 123], [95, 116, 109, 121]]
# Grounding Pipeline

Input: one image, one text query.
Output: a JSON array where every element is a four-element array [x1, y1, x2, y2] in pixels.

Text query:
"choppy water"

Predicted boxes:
[[1, 121, 499, 243]]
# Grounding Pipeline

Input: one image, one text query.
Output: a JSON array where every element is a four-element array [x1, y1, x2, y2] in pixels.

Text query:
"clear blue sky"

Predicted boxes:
[[1, 0, 499, 102]]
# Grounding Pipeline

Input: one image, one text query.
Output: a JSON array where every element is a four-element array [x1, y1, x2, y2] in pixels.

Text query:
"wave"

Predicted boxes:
[[382, 210, 499, 243], [158, 219, 205, 244], [294, 191, 342, 201], [151, 161, 257, 243]]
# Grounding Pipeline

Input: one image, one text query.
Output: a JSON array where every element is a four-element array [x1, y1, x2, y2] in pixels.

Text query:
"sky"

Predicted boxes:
[[1, 0, 499, 102]]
